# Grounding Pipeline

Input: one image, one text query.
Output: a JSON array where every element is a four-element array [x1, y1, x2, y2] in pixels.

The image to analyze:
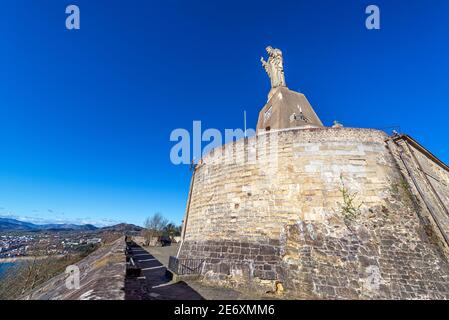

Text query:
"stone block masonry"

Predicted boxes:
[[178, 127, 449, 299]]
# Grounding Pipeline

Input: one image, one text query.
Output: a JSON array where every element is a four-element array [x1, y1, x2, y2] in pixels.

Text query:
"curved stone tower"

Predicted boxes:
[[177, 127, 449, 299], [177, 48, 449, 299]]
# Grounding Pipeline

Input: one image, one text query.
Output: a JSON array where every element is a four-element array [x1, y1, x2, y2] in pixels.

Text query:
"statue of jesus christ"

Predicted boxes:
[[261, 46, 287, 88]]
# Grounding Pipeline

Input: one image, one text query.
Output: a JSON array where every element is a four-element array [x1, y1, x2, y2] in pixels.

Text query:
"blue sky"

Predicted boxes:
[[0, 0, 448, 227]]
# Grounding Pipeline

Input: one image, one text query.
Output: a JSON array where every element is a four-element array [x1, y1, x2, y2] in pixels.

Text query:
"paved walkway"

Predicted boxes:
[[125, 244, 204, 300]]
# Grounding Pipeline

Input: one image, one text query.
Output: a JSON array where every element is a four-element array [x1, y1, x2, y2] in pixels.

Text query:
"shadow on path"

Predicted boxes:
[[125, 243, 204, 300]]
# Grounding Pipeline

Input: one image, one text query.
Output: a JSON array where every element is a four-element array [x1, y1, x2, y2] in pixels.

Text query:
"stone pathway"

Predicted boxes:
[[125, 244, 204, 300]]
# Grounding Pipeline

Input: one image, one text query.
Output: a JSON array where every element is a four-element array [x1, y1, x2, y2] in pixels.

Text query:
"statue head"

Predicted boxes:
[[266, 46, 282, 58]]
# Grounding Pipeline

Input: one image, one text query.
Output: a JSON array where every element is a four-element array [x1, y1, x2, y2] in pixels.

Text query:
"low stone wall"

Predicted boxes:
[[23, 237, 126, 300], [180, 240, 282, 289], [178, 127, 449, 299]]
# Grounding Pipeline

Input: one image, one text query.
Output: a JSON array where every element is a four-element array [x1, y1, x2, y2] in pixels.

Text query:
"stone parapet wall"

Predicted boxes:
[[23, 237, 126, 300]]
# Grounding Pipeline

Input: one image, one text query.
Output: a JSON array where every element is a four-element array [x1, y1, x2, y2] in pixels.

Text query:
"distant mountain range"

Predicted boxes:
[[0, 218, 98, 232], [0, 217, 144, 233]]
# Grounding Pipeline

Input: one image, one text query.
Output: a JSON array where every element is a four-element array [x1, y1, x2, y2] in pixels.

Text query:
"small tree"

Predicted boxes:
[[143, 213, 168, 246], [339, 174, 362, 224], [163, 223, 181, 241], [176, 225, 182, 236]]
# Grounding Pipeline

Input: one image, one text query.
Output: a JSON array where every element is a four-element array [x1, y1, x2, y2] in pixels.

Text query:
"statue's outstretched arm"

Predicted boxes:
[[261, 57, 270, 74]]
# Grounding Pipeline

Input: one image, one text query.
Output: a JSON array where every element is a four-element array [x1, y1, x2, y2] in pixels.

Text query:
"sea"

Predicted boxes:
[[0, 262, 16, 279]]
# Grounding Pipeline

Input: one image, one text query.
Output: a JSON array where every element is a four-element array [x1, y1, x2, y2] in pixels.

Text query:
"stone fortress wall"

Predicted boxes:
[[388, 135, 449, 246], [178, 127, 449, 299]]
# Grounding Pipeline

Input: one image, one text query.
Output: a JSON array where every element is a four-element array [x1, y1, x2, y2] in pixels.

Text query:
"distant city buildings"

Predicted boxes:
[[0, 232, 103, 259]]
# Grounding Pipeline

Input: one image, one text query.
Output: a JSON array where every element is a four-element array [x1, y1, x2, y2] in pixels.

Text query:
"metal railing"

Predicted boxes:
[[168, 256, 204, 275]]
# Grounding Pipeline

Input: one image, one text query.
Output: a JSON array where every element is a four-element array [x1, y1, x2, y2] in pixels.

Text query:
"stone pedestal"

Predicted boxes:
[[256, 87, 323, 133]]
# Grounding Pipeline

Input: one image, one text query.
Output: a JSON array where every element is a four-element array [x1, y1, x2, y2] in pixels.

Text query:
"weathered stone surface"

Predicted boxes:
[[23, 237, 126, 300], [179, 127, 449, 299]]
